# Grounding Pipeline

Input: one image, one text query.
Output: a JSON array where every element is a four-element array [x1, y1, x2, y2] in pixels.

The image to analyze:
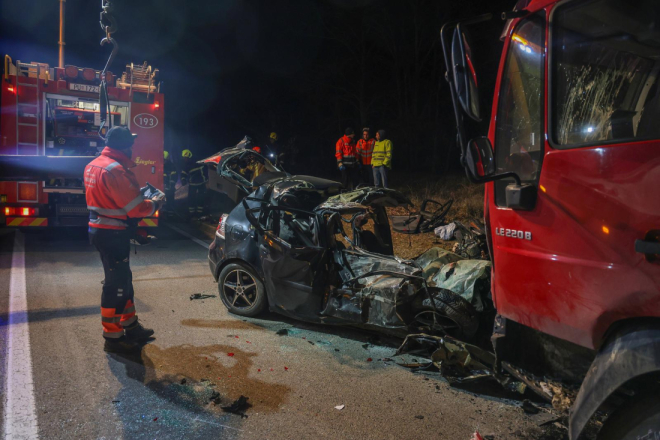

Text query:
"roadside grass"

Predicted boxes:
[[387, 172, 485, 259]]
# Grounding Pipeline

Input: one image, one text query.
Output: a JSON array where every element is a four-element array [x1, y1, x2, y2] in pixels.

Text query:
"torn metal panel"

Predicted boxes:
[[415, 248, 491, 311], [327, 187, 412, 207]]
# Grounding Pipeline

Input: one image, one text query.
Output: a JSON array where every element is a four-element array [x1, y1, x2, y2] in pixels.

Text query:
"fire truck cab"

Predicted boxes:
[[0, 57, 164, 228], [443, 0, 660, 438]]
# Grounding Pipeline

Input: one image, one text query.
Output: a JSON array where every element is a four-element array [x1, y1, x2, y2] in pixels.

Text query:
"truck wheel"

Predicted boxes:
[[597, 391, 660, 440], [218, 263, 267, 317], [411, 287, 479, 339]]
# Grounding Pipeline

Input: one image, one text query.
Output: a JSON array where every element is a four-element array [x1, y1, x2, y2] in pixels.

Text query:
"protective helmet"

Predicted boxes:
[[269, 132, 278, 141], [164, 150, 170, 160], [253, 146, 262, 153], [182, 149, 193, 159]]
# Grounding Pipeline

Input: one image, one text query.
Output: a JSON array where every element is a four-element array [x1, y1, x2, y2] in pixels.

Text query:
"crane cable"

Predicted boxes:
[[98, 0, 118, 138]]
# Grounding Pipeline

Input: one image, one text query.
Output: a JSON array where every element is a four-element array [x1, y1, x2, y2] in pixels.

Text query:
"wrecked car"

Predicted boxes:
[[209, 180, 484, 338], [176, 137, 286, 210]]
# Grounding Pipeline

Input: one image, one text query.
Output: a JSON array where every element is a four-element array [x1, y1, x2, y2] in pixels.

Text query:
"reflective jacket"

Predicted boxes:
[[84, 147, 157, 230], [371, 139, 393, 169], [356, 138, 375, 165], [335, 135, 357, 167], [164, 160, 177, 190], [181, 159, 207, 186]]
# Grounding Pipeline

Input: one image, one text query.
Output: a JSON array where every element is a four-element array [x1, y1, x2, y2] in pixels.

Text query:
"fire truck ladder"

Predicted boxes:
[[14, 61, 47, 156], [117, 62, 159, 96]]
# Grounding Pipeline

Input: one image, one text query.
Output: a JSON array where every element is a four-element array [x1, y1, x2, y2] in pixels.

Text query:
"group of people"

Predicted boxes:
[[335, 127, 392, 190]]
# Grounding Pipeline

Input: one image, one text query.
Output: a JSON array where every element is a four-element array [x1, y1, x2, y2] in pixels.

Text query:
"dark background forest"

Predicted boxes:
[[1, 0, 513, 177]]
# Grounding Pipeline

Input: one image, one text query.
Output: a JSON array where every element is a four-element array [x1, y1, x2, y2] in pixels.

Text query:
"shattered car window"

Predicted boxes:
[[264, 208, 319, 248], [553, 0, 660, 147], [225, 152, 279, 186]]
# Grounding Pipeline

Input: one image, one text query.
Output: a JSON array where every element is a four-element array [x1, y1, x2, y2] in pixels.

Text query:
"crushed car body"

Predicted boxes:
[[209, 179, 485, 339]]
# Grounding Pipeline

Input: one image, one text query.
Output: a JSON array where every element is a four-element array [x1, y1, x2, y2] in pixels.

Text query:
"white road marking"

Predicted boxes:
[[166, 224, 210, 249], [4, 232, 39, 440]]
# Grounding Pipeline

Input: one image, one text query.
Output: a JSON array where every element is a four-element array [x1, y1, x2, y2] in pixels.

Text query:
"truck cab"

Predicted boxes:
[[443, 0, 660, 438]]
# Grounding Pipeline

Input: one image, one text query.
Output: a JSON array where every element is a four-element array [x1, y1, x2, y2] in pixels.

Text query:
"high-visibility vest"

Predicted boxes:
[[371, 139, 393, 169], [335, 135, 357, 167], [356, 138, 375, 165], [84, 147, 157, 230]]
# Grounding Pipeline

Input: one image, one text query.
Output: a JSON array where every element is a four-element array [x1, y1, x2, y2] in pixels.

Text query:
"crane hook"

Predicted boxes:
[[100, 36, 119, 75]]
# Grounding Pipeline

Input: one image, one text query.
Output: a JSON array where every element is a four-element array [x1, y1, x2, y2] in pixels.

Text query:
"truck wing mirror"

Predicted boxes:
[[452, 24, 481, 122], [466, 137, 495, 178]]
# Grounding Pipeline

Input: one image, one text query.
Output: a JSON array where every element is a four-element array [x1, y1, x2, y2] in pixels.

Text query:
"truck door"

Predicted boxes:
[[489, 1, 660, 349]]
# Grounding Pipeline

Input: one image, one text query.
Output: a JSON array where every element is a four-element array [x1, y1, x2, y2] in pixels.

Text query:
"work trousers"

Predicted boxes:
[[90, 228, 137, 339], [340, 165, 360, 191], [188, 183, 206, 215], [360, 164, 373, 186], [373, 166, 389, 188]]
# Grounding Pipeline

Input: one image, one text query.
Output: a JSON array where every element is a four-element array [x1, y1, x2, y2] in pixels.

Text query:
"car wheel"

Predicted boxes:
[[597, 391, 660, 440], [411, 287, 479, 339], [218, 263, 267, 317]]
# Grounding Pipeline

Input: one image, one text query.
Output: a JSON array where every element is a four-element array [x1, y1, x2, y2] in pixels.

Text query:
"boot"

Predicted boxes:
[[124, 321, 155, 342], [104, 337, 142, 354]]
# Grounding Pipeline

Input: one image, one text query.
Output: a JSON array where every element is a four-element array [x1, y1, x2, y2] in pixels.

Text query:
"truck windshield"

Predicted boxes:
[[552, 0, 660, 147]]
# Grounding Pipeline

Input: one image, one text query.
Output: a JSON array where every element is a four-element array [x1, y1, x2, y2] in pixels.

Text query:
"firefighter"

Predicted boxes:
[[335, 127, 359, 190], [371, 129, 392, 188], [163, 151, 177, 215], [356, 127, 375, 185], [181, 149, 207, 217], [84, 126, 163, 353]]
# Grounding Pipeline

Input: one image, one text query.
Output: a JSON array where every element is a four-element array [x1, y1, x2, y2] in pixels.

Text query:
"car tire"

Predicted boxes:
[[597, 391, 660, 440], [412, 287, 480, 339], [218, 262, 267, 317]]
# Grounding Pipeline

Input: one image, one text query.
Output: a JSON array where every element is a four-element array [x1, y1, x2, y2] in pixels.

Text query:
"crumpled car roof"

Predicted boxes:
[[326, 187, 412, 208]]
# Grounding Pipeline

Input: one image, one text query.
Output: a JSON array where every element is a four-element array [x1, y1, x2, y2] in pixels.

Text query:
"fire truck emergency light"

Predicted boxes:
[[65, 65, 78, 79], [7, 86, 14, 93], [4, 207, 36, 216], [82, 68, 96, 81], [154, 102, 160, 109]]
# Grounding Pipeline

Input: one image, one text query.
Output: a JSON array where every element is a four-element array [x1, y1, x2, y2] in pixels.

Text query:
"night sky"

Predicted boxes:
[[1, 0, 513, 176]]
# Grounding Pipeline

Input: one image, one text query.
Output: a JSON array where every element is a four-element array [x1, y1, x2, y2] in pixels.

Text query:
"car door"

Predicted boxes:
[[246, 203, 329, 321]]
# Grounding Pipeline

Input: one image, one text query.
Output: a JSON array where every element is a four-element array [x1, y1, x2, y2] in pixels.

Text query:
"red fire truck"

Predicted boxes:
[[443, 0, 659, 438], [0, 56, 164, 228]]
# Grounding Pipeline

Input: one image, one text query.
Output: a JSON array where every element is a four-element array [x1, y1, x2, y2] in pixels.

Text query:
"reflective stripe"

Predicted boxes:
[[190, 182, 206, 186], [102, 316, 121, 324], [120, 315, 137, 327], [122, 194, 145, 213], [190, 166, 204, 173], [104, 161, 121, 171], [88, 206, 126, 216], [89, 217, 127, 227], [123, 305, 136, 315]]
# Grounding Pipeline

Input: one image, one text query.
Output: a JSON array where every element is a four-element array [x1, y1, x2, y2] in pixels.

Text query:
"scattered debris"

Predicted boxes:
[[276, 329, 289, 336], [221, 395, 251, 418], [153, 417, 158, 422], [180, 378, 187, 385], [190, 293, 216, 300], [415, 415, 425, 420], [112, 400, 120, 404], [307, 341, 315, 346], [522, 399, 540, 415], [362, 343, 370, 350], [471, 431, 484, 440], [209, 391, 221, 401], [227, 353, 235, 357], [366, 358, 373, 362], [434, 222, 456, 241], [334, 404, 345, 410]]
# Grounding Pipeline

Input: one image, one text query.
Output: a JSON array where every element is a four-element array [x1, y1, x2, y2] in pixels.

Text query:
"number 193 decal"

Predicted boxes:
[[495, 227, 532, 240]]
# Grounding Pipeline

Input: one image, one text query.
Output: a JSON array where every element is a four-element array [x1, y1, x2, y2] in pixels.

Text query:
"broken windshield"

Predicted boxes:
[[552, 0, 660, 147]]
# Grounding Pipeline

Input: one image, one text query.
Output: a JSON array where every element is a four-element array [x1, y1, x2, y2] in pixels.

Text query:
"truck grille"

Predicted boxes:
[[57, 205, 89, 216]]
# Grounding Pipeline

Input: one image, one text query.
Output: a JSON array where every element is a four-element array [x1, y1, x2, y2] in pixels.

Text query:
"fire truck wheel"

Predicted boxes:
[[218, 263, 267, 317], [597, 391, 660, 440]]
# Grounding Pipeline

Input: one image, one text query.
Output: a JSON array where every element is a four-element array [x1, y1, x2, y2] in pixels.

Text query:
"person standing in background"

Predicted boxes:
[[356, 127, 375, 185], [371, 129, 392, 188], [335, 127, 359, 190]]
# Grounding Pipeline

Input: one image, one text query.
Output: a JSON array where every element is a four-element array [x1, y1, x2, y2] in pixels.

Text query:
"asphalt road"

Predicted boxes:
[[0, 223, 560, 440]]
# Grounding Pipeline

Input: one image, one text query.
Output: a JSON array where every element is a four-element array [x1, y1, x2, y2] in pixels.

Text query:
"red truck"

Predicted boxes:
[[443, 0, 660, 438], [0, 56, 164, 228]]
